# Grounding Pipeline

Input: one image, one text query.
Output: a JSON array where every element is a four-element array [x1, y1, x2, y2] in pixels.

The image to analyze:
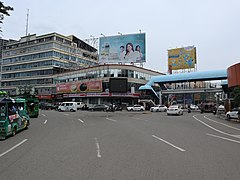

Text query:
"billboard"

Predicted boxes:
[[99, 33, 146, 63], [109, 78, 128, 93], [56, 80, 102, 94], [168, 46, 196, 70]]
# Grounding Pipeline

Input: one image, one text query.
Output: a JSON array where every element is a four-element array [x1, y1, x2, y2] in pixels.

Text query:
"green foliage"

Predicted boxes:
[[0, 1, 13, 32], [232, 87, 240, 107], [0, 1, 13, 16]]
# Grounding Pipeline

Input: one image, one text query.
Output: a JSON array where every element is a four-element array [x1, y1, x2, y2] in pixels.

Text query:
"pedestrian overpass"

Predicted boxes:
[[139, 70, 228, 103]]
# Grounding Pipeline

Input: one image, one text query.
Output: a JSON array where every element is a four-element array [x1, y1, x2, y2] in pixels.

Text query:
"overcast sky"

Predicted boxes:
[[1, 0, 240, 73]]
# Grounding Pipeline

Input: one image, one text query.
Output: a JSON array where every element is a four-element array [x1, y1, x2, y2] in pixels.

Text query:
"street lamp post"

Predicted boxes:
[[159, 90, 162, 105]]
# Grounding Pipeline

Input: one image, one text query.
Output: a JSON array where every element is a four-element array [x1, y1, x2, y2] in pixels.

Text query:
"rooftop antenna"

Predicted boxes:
[[25, 9, 29, 36]]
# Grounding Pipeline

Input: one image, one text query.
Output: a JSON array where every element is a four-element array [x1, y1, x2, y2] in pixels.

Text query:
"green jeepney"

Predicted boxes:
[[26, 97, 39, 118], [0, 98, 30, 140]]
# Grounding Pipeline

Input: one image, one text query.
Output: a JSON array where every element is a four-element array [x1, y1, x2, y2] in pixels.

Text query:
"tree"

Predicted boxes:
[[0, 1, 13, 32], [232, 87, 240, 107]]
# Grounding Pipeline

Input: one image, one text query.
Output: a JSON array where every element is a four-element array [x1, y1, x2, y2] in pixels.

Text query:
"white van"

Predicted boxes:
[[58, 102, 77, 112], [76, 102, 85, 110]]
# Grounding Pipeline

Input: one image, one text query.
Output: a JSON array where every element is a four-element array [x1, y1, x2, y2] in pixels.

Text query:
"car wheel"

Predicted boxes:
[[156, 109, 159, 112], [164, 109, 167, 112]]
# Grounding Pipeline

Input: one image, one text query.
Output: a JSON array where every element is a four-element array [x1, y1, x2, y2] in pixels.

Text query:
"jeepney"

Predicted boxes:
[[0, 98, 30, 140], [25, 97, 39, 118]]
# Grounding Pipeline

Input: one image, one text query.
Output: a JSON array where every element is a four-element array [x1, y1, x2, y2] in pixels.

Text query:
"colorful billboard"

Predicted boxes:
[[56, 80, 102, 94], [99, 33, 146, 63], [168, 46, 196, 70]]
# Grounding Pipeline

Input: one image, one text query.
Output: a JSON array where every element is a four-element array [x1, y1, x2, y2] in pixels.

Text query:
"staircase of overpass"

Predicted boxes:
[[139, 70, 228, 102]]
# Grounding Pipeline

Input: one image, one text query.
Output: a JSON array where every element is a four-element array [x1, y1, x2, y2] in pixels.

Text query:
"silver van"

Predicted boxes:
[[58, 102, 77, 112]]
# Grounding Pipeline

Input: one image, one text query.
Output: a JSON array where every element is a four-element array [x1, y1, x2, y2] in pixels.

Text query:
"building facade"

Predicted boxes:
[[227, 62, 240, 89], [54, 64, 165, 106], [0, 32, 98, 96]]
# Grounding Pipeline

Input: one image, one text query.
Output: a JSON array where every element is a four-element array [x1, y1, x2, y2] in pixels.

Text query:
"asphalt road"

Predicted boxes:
[[1, 109, 240, 180]]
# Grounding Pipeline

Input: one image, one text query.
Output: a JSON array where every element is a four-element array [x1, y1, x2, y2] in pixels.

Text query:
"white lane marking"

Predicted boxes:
[[94, 138, 102, 158], [132, 117, 148, 121], [78, 119, 84, 123], [44, 120, 48, 124], [0, 139, 28, 158], [193, 115, 240, 139], [42, 114, 46, 117], [152, 135, 186, 152], [204, 116, 240, 131], [106, 118, 117, 122], [64, 113, 69, 116], [207, 133, 240, 144]]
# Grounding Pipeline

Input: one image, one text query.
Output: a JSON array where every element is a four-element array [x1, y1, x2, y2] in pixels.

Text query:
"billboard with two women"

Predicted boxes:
[[99, 33, 146, 63]]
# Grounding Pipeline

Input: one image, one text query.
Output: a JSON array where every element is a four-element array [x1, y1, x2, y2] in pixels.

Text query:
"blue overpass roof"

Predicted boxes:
[[139, 69, 227, 91]]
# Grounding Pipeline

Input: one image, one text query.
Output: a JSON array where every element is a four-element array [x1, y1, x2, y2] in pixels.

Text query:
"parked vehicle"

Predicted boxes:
[[0, 98, 30, 140], [190, 104, 199, 110], [150, 105, 167, 112], [39, 102, 57, 110], [213, 105, 225, 115], [226, 107, 240, 120], [58, 102, 77, 112], [76, 102, 85, 110], [108, 104, 123, 112], [88, 104, 109, 111], [127, 105, 145, 111], [167, 105, 183, 115]]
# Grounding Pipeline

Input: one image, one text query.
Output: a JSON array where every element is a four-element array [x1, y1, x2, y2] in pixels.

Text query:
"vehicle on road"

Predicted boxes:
[[150, 105, 167, 112], [39, 102, 57, 110], [167, 105, 184, 115], [76, 102, 85, 110], [88, 104, 109, 111], [190, 104, 199, 110], [58, 102, 77, 112], [108, 104, 123, 112], [127, 105, 145, 111], [226, 107, 240, 120], [26, 97, 39, 118], [0, 98, 30, 140], [200, 102, 215, 113]]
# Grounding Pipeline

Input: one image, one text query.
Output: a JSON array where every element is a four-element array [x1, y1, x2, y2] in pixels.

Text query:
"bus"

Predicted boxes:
[[0, 98, 30, 140]]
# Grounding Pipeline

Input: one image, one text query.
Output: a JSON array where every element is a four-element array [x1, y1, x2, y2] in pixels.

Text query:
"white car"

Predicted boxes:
[[150, 105, 167, 112], [190, 104, 199, 110], [226, 108, 240, 120], [127, 105, 145, 111], [167, 105, 183, 115]]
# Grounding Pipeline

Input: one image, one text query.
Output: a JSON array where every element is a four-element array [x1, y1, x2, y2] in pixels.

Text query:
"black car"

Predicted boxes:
[[88, 104, 109, 111], [39, 102, 57, 110]]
